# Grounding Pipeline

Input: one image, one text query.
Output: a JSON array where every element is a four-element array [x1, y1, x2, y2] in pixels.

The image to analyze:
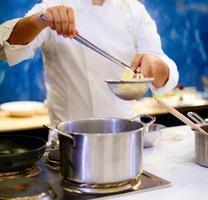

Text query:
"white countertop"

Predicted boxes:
[[102, 125, 208, 200]]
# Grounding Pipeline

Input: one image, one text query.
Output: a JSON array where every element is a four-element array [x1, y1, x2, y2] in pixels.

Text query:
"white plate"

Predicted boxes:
[[0, 101, 46, 117]]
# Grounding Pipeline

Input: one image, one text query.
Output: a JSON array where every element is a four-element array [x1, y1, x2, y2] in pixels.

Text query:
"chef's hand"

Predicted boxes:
[[42, 5, 78, 38], [131, 54, 169, 88]]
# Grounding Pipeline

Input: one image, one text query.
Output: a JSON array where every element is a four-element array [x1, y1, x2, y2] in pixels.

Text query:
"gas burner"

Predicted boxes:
[[64, 176, 141, 194], [0, 165, 41, 179], [0, 178, 56, 200], [62, 171, 171, 199]]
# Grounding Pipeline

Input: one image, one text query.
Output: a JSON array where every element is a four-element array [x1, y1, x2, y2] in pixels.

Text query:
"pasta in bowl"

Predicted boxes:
[[105, 69, 154, 101]]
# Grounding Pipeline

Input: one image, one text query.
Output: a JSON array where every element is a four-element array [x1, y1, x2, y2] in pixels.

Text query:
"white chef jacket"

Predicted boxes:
[[0, 0, 179, 125]]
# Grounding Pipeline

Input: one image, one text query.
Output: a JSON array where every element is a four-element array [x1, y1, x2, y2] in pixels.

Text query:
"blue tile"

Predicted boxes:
[[0, 0, 208, 103]]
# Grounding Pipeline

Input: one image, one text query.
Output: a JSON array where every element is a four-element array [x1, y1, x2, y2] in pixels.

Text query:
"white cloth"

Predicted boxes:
[[0, 0, 179, 125]]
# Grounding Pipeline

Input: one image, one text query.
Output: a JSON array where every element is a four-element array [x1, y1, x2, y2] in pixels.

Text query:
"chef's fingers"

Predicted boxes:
[[58, 6, 69, 37], [50, 8, 62, 35], [44, 9, 55, 30], [140, 62, 153, 78], [67, 8, 76, 38], [131, 54, 144, 73]]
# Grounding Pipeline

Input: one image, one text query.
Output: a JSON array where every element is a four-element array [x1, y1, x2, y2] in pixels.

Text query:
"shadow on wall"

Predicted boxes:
[[0, 0, 208, 103]]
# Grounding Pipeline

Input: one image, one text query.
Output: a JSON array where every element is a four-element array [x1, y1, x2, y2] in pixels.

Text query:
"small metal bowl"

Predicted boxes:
[[144, 124, 166, 148], [105, 78, 154, 101]]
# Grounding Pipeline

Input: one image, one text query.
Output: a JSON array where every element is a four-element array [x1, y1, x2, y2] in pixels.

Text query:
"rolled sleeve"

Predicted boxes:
[[0, 18, 50, 66], [1, 19, 36, 66], [150, 55, 179, 94], [0, 0, 50, 66], [0, 19, 22, 64]]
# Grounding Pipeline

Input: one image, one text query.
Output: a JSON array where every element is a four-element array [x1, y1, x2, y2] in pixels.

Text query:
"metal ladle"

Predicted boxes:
[[40, 14, 154, 101], [73, 35, 154, 101]]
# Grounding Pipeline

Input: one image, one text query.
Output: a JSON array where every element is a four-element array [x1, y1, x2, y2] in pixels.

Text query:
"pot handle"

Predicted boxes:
[[187, 112, 207, 125], [43, 125, 75, 147], [131, 114, 156, 126]]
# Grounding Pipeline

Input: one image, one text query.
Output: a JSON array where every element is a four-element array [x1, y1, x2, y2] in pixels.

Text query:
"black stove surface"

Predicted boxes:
[[36, 160, 171, 200], [0, 148, 171, 200]]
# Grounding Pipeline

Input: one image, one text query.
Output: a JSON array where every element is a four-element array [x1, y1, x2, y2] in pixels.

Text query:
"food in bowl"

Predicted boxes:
[[105, 69, 153, 101]]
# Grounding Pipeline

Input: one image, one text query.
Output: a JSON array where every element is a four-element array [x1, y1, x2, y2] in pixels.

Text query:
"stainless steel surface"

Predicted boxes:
[[44, 125, 75, 146], [0, 156, 171, 200], [105, 79, 154, 100], [64, 177, 141, 194], [195, 125, 208, 167], [56, 118, 150, 184], [144, 124, 166, 148], [40, 158, 171, 199]]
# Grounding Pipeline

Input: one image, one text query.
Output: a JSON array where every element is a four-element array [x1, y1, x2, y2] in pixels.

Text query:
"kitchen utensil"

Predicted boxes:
[[144, 124, 166, 148], [73, 35, 154, 100], [186, 112, 208, 167], [40, 14, 132, 71], [0, 101, 46, 117], [105, 78, 154, 100], [193, 125, 208, 167], [74, 34, 133, 71], [0, 135, 46, 172], [155, 98, 208, 135], [49, 114, 154, 184]]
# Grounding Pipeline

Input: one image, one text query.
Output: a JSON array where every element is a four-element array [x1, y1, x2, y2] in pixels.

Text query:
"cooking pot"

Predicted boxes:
[[55, 115, 155, 184], [194, 125, 208, 167]]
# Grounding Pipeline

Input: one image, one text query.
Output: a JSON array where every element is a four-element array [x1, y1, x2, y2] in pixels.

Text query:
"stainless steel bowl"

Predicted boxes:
[[105, 78, 154, 101], [144, 124, 166, 148]]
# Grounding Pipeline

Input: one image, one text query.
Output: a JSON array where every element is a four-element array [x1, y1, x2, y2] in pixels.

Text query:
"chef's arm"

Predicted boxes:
[[8, 5, 77, 45], [7, 13, 48, 45], [0, 4, 77, 66], [131, 1, 179, 93]]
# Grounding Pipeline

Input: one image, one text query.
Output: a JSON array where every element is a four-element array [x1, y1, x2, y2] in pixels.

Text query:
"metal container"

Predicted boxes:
[[56, 116, 154, 184], [195, 125, 208, 167], [187, 112, 208, 167]]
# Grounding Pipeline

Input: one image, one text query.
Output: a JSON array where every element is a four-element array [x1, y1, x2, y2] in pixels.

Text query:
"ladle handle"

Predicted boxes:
[[40, 13, 133, 71], [155, 98, 208, 135]]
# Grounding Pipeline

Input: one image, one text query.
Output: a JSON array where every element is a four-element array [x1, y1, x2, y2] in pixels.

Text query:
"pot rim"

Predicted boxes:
[[57, 117, 145, 137]]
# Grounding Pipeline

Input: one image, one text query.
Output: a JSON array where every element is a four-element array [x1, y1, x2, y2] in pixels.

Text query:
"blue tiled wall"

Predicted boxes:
[[0, 0, 208, 103]]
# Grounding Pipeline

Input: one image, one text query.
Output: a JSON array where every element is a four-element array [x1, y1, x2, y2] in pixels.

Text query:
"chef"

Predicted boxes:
[[0, 0, 178, 126]]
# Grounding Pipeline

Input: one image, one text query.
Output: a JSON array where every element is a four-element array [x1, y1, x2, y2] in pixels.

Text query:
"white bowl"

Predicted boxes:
[[144, 124, 166, 148], [0, 101, 46, 117]]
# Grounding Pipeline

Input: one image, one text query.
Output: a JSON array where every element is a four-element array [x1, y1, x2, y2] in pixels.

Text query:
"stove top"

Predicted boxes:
[[0, 148, 171, 200], [39, 161, 171, 200]]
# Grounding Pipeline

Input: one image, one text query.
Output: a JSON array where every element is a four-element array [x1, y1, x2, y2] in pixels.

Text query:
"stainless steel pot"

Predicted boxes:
[[195, 125, 208, 167], [56, 115, 154, 184], [187, 112, 208, 167]]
